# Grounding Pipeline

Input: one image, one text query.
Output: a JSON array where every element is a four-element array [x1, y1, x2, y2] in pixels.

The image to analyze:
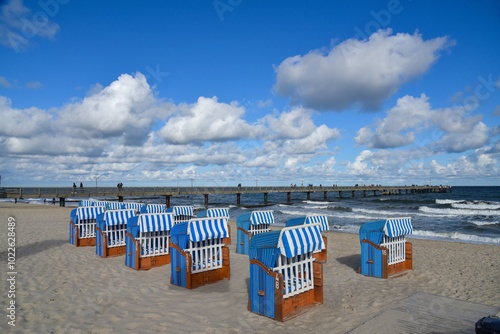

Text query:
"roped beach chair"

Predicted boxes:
[[197, 207, 231, 245], [170, 217, 230, 289], [167, 205, 194, 224], [125, 213, 174, 270], [248, 223, 325, 321], [96, 209, 137, 258], [359, 217, 413, 279], [140, 204, 167, 214], [69, 206, 105, 247], [236, 210, 274, 255], [285, 215, 329, 263]]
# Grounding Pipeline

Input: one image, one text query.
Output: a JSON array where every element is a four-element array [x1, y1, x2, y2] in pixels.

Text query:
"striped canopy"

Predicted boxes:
[[78, 200, 96, 207], [94, 201, 108, 207], [144, 204, 167, 213], [102, 209, 137, 226], [250, 210, 274, 225], [76, 206, 105, 220], [188, 218, 229, 242], [305, 215, 329, 232], [173, 206, 193, 217], [105, 202, 123, 210], [139, 213, 174, 232], [384, 217, 412, 237], [205, 208, 230, 219], [278, 224, 325, 258], [122, 202, 145, 211]]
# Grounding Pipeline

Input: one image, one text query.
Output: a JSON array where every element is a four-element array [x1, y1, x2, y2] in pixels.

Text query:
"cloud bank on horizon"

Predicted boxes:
[[0, 1, 499, 186]]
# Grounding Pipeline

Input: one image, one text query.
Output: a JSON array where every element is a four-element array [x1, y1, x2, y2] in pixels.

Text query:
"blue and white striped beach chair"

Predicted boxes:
[[359, 217, 413, 278], [69, 206, 105, 247], [167, 206, 194, 224], [96, 209, 137, 257], [248, 223, 325, 321], [140, 204, 167, 214], [197, 207, 231, 244], [122, 202, 145, 211], [170, 217, 230, 289], [286, 215, 329, 262], [236, 210, 274, 255], [125, 213, 174, 270]]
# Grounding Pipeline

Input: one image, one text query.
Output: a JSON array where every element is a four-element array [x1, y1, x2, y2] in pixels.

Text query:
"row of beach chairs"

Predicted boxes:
[[69, 201, 413, 322]]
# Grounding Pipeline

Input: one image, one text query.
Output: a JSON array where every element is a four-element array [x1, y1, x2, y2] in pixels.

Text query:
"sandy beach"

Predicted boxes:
[[0, 202, 499, 333]]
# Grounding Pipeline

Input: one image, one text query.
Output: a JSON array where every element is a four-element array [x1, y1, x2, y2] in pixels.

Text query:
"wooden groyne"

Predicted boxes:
[[0, 185, 451, 207]]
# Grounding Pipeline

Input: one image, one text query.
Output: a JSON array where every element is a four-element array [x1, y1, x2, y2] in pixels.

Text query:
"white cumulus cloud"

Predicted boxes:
[[274, 29, 452, 111]]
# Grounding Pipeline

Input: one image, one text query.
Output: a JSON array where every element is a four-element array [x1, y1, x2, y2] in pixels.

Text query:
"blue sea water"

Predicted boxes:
[[10, 186, 500, 245]]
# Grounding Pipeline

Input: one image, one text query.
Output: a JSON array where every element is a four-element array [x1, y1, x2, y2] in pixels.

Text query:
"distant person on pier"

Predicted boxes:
[[80, 182, 84, 192], [73, 183, 76, 193]]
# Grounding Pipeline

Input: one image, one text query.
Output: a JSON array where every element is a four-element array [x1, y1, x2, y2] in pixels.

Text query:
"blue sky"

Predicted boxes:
[[0, 0, 499, 187]]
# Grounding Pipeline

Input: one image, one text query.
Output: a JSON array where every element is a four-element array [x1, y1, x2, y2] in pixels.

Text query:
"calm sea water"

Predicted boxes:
[[11, 186, 500, 245]]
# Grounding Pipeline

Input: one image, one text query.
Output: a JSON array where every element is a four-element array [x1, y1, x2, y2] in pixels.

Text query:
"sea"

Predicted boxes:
[[6, 186, 500, 245]]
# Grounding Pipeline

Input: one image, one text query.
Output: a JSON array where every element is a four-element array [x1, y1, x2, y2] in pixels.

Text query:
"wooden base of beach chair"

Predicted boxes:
[[170, 244, 230, 289], [69, 221, 95, 247], [96, 227, 126, 258], [359, 240, 412, 279], [125, 233, 171, 270], [248, 259, 323, 322], [223, 225, 231, 246], [236, 228, 251, 255], [312, 236, 327, 263]]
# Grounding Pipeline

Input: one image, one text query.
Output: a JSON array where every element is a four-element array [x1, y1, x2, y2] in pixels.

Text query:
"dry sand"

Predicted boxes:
[[0, 202, 498, 333]]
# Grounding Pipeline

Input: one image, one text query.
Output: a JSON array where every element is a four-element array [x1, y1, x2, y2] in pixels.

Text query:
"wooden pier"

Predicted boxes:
[[0, 185, 451, 207]]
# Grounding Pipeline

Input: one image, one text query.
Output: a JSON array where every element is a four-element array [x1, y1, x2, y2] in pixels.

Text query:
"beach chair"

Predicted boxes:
[[197, 207, 231, 245], [105, 202, 124, 210], [248, 223, 325, 321], [140, 204, 167, 214], [78, 200, 97, 207], [125, 213, 174, 270], [122, 202, 145, 211], [167, 206, 194, 224], [236, 210, 274, 255], [285, 215, 329, 263], [170, 217, 230, 289], [359, 217, 413, 279], [69, 206, 105, 247], [95, 209, 137, 258]]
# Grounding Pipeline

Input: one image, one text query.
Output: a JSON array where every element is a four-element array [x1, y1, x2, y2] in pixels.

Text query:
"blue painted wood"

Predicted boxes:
[[170, 247, 186, 288], [236, 229, 250, 255], [96, 229, 104, 257], [360, 241, 383, 278], [125, 235, 136, 269], [69, 222, 76, 245], [250, 263, 275, 319]]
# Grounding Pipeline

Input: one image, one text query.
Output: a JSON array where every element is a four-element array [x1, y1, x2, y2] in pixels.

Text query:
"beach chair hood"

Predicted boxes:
[[237, 210, 274, 230], [172, 206, 194, 217], [286, 215, 329, 232], [249, 224, 325, 268], [359, 217, 413, 245], [140, 204, 167, 214], [197, 208, 230, 219], [97, 209, 137, 231], [75, 206, 105, 221]]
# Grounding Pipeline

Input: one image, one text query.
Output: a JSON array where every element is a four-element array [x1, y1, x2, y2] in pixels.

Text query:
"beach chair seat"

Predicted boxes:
[[359, 217, 413, 279], [125, 213, 174, 270], [248, 223, 325, 321], [96, 209, 137, 258], [285, 215, 329, 263], [170, 217, 230, 289], [69, 206, 105, 247], [236, 210, 274, 255], [197, 207, 231, 245]]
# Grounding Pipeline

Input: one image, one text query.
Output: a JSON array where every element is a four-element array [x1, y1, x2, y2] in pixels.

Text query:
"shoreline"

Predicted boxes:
[[0, 202, 499, 333]]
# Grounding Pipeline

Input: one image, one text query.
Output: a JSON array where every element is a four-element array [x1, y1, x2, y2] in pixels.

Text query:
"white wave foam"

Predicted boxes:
[[469, 220, 499, 226], [419, 206, 500, 216], [303, 200, 330, 205], [353, 207, 412, 217], [452, 202, 500, 210], [411, 230, 500, 244], [436, 199, 463, 204]]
